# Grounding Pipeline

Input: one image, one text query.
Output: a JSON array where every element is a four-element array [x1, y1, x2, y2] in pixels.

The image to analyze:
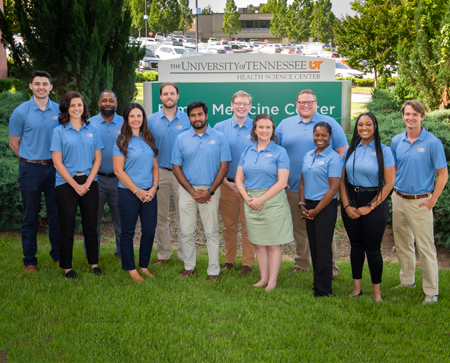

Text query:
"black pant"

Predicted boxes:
[[341, 187, 388, 284], [305, 198, 337, 297], [55, 176, 99, 269]]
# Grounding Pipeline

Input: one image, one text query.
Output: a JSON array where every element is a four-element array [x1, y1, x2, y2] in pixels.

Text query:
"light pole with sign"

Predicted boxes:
[[144, 0, 147, 37]]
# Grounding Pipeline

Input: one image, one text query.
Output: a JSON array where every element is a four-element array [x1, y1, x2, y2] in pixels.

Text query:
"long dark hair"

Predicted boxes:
[[58, 91, 90, 126], [251, 113, 277, 143], [116, 103, 158, 158], [344, 112, 384, 206]]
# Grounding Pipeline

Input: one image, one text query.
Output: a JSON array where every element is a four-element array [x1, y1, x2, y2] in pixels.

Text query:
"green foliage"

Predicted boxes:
[[148, 0, 181, 37], [222, 0, 242, 40], [270, 0, 288, 39], [286, 0, 313, 43], [246, 3, 265, 13], [0, 0, 143, 116], [336, 77, 398, 87], [179, 0, 194, 35], [201, 6, 213, 15], [135, 71, 159, 82], [260, 0, 278, 13], [334, 0, 409, 88], [0, 78, 21, 93], [310, 0, 338, 43], [364, 89, 450, 249], [124, 0, 146, 35]]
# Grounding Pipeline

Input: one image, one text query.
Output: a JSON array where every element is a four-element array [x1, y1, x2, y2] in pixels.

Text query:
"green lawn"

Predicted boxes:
[[1, 236, 449, 362], [352, 86, 373, 93], [134, 84, 143, 106]]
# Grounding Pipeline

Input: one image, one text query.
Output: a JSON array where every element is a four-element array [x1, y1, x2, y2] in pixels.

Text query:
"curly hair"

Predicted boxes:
[[58, 91, 90, 126]]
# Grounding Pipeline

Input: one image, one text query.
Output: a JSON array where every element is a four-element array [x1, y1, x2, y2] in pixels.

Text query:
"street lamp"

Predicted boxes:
[[317, 0, 320, 43]]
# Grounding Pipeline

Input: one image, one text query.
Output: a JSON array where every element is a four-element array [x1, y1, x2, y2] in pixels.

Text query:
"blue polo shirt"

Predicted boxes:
[[391, 127, 447, 194], [113, 134, 155, 189], [171, 125, 232, 186], [301, 145, 343, 200], [147, 108, 191, 168], [8, 97, 60, 160], [50, 123, 104, 187], [89, 113, 124, 174], [276, 112, 348, 193], [213, 116, 254, 179], [238, 141, 290, 190], [345, 140, 395, 187]]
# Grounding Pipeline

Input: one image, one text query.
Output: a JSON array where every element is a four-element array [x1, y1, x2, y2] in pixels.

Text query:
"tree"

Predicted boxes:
[[334, 0, 411, 88], [201, 6, 213, 14], [260, 0, 278, 13], [124, 0, 146, 37], [286, 0, 314, 43], [179, 0, 193, 35], [310, 0, 338, 43], [2, 0, 19, 35], [0, 0, 143, 115], [148, 0, 181, 36], [247, 3, 266, 13], [222, 0, 241, 39], [270, 0, 288, 40]]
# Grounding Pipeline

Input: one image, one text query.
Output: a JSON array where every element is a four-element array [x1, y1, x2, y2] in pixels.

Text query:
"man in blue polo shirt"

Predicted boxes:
[[276, 89, 348, 276], [172, 101, 231, 280], [391, 100, 448, 304], [88, 90, 123, 259], [148, 82, 191, 264], [213, 90, 255, 275], [8, 70, 60, 272]]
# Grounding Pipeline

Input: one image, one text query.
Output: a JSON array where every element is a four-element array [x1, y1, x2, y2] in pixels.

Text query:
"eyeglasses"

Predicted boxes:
[[296, 101, 316, 106], [233, 102, 251, 107]]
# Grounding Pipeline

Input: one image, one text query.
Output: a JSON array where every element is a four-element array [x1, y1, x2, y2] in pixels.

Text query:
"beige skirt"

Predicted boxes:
[[244, 188, 294, 246]]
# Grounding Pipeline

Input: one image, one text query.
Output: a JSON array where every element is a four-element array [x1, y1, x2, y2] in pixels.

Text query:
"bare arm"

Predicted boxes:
[[235, 166, 248, 199], [52, 151, 88, 196], [195, 161, 229, 204], [172, 164, 195, 194], [9, 136, 21, 158], [306, 177, 341, 219], [247, 169, 289, 210], [83, 149, 102, 189], [335, 145, 348, 158], [222, 176, 239, 193], [339, 166, 359, 219], [113, 155, 151, 202], [419, 167, 449, 210]]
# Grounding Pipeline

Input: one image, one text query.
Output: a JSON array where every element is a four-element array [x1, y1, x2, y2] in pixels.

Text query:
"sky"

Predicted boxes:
[[188, 0, 356, 18]]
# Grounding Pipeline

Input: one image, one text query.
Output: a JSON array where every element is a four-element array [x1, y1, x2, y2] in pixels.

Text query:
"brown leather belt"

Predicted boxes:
[[20, 157, 53, 165], [160, 167, 172, 172], [394, 189, 430, 200], [226, 177, 235, 183]]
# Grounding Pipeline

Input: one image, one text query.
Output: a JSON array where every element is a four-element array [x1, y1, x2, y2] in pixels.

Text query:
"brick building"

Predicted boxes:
[[0, 0, 8, 78]]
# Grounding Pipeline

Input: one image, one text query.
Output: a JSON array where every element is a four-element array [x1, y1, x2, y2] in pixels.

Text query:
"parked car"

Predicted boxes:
[[230, 44, 247, 53], [208, 37, 217, 43], [161, 37, 183, 46], [155, 45, 191, 59], [280, 46, 300, 55], [257, 44, 281, 54], [183, 38, 197, 49], [234, 37, 245, 42], [335, 62, 364, 78], [136, 48, 160, 72]]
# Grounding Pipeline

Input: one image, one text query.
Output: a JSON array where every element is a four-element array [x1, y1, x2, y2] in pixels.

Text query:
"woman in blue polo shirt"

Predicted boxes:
[[235, 114, 293, 292], [299, 122, 342, 297], [339, 112, 395, 301], [51, 91, 104, 279], [113, 103, 159, 282]]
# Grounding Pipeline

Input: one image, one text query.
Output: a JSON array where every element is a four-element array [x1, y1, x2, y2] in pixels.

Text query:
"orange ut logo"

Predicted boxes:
[[309, 61, 324, 70]]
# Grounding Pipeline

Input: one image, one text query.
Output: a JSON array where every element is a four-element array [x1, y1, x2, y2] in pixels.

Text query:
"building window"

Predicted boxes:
[[240, 20, 270, 30]]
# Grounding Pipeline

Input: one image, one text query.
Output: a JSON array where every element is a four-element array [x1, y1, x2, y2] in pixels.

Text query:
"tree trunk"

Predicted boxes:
[[374, 67, 378, 89]]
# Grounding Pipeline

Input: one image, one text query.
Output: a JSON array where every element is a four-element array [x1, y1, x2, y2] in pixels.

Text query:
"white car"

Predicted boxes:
[[335, 62, 364, 78], [155, 46, 191, 59]]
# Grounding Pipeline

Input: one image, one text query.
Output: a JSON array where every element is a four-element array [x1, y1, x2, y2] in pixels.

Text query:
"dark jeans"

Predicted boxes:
[[18, 161, 60, 266], [118, 188, 157, 271], [305, 198, 338, 297], [55, 176, 99, 269], [341, 187, 389, 284], [83, 175, 121, 257]]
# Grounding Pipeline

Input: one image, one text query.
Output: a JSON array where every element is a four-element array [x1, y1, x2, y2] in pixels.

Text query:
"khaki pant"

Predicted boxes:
[[155, 168, 184, 261], [392, 192, 438, 296], [286, 191, 339, 276], [179, 185, 221, 276], [219, 184, 255, 266]]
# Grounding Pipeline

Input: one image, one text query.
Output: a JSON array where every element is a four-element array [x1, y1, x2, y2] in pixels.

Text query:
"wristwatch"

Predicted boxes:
[[152, 184, 159, 192], [207, 188, 215, 196]]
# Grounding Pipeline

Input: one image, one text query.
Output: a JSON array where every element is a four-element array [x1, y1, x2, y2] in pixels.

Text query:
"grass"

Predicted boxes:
[[351, 102, 368, 118], [352, 86, 373, 93], [134, 84, 143, 106], [1, 236, 450, 362]]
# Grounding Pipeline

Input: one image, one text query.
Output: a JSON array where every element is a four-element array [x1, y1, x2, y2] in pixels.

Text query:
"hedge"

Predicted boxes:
[[135, 71, 158, 83], [336, 77, 398, 88]]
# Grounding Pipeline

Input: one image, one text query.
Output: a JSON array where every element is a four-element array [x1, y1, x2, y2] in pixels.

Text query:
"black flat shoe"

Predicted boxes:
[[349, 290, 363, 297], [92, 267, 102, 275]]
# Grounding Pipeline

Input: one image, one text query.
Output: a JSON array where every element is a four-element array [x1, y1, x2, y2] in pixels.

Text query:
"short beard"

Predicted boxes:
[[192, 121, 207, 130], [162, 101, 177, 109], [100, 106, 117, 117]]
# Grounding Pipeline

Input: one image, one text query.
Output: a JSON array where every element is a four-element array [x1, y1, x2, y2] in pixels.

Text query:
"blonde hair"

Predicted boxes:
[[297, 89, 317, 101], [232, 90, 252, 103]]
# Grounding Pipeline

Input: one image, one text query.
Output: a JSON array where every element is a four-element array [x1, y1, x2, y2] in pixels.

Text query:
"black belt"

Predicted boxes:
[[98, 172, 116, 178], [160, 167, 172, 172], [20, 157, 53, 165], [349, 184, 378, 193], [226, 177, 235, 183]]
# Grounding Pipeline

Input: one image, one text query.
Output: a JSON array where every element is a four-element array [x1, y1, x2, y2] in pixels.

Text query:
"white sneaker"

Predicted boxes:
[[423, 295, 438, 304], [394, 283, 416, 289]]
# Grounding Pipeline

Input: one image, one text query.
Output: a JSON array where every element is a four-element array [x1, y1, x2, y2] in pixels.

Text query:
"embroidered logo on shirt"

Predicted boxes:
[[264, 153, 272, 157], [245, 135, 250, 139], [317, 160, 325, 165], [116, 130, 120, 133], [370, 151, 376, 156], [51, 116, 58, 119], [417, 147, 425, 153], [86, 133, 93, 137], [208, 140, 216, 144], [175, 125, 184, 129]]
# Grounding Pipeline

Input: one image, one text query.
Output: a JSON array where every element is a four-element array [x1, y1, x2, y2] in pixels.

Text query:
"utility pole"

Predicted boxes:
[[317, 0, 320, 43], [145, 0, 147, 37], [195, 0, 199, 51]]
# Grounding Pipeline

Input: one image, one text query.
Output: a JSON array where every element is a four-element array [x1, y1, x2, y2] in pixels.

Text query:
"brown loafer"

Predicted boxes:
[[288, 267, 306, 274], [139, 267, 155, 278], [221, 263, 234, 271], [129, 271, 144, 282], [24, 265, 37, 272], [208, 275, 219, 281], [179, 269, 195, 278], [238, 266, 252, 275], [154, 259, 170, 265]]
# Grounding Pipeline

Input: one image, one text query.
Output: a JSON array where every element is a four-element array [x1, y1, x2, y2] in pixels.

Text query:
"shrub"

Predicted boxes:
[[0, 78, 22, 93], [336, 77, 398, 87], [135, 71, 158, 83]]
